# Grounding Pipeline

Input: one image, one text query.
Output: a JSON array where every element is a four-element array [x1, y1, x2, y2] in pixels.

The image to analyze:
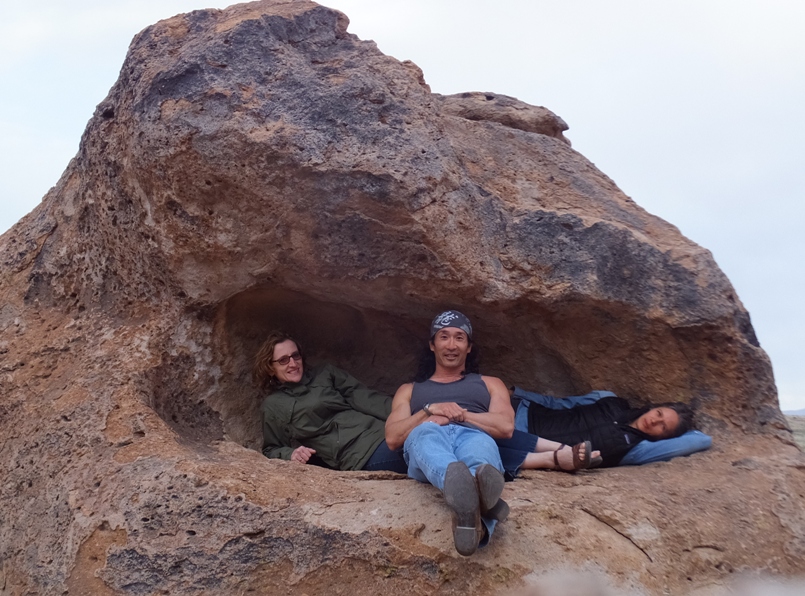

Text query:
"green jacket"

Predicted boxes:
[[261, 363, 393, 471]]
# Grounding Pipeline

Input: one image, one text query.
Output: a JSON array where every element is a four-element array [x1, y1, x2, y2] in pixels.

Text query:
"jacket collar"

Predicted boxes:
[[277, 368, 313, 395]]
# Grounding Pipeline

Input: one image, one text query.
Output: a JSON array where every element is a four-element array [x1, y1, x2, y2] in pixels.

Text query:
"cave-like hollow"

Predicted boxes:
[[147, 286, 719, 452]]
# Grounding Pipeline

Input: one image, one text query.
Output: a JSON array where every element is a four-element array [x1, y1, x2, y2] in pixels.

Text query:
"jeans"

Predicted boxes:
[[495, 430, 538, 480], [619, 430, 712, 465], [512, 387, 712, 465], [362, 439, 408, 473], [404, 422, 504, 544]]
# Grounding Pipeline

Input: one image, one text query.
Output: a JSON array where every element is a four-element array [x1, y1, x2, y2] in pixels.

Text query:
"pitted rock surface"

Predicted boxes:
[[1, 1, 802, 594]]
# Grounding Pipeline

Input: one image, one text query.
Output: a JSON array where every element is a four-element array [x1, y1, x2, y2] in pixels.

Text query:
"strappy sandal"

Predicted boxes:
[[553, 441, 593, 472]]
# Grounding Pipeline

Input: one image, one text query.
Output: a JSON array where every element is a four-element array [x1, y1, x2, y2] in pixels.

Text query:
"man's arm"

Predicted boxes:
[[463, 376, 515, 439], [384, 383, 449, 450]]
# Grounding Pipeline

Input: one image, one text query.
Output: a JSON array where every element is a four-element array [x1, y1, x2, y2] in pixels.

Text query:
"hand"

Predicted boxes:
[[291, 446, 316, 464], [428, 402, 466, 422], [429, 414, 451, 426]]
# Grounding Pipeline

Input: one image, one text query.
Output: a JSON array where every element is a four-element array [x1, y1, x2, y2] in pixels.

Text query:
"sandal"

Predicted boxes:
[[553, 441, 593, 472]]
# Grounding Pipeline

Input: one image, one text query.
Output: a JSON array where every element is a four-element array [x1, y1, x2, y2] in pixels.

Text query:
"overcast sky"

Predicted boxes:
[[2, 1, 803, 410]]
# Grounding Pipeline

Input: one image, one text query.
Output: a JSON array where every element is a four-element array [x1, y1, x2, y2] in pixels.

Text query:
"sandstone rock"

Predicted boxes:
[[438, 91, 571, 144], [1, 1, 802, 594]]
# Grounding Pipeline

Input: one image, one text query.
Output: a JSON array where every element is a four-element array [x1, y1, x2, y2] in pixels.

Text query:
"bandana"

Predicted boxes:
[[430, 310, 473, 339]]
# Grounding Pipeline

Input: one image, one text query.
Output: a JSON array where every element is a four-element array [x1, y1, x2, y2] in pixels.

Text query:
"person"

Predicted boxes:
[[496, 388, 711, 476], [253, 330, 407, 473], [385, 310, 523, 556]]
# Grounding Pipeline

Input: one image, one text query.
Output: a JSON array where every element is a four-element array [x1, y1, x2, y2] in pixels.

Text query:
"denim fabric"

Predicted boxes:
[[513, 390, 615, 433], [513, 388, 617, 411], [362, 439, 408, 473], [495, 430, 539, 480], [512, 387, 712, 465], [404, 422, 504, 543], [619, 430, 712, 465]]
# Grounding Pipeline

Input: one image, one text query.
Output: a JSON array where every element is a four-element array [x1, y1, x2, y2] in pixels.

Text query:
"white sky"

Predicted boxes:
[[1, 0, 803, 410]]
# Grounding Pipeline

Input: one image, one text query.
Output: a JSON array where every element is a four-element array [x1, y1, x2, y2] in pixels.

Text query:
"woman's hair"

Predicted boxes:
[[412, 341, 481, 383], [658, 402, 695, 438], [628, 401, 695, 439], [253, 330, 304, 390]]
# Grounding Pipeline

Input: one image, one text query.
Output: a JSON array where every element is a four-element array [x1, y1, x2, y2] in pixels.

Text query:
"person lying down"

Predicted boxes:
[[496, 388, 712, 476], [252, 328, 711, 476]]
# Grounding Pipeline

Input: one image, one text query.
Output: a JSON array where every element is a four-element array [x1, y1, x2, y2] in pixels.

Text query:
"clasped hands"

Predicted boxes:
[[425, 401, 467, 425]]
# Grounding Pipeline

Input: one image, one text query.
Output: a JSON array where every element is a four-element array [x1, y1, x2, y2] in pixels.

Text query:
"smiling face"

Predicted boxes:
[[270, 339, 304, 385], [634, 407, 680, 439], [429, 327, 472, 372]]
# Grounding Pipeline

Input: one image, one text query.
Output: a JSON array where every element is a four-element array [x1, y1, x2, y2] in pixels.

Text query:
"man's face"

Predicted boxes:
[[430, 327, 472, 369], [634, 407, 680, 439]]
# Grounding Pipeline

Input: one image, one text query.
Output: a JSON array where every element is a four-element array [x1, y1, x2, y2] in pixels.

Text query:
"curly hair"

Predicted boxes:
[[253, 330, 305, 391]]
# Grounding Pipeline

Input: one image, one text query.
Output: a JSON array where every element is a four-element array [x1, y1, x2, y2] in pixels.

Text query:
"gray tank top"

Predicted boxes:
[[410, 373, 491, 415]]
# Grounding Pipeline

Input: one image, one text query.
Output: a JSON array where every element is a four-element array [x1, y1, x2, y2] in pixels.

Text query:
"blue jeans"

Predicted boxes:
[[512, 387, 712, 465], [495, 430, 538, 480], [404, 422, 504, 544], [362, 440, 408, 473], [619, 430, 712, 465]]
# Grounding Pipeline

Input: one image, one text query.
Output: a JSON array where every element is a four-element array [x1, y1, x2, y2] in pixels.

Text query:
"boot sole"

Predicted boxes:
[[444, 462, 480, 556]]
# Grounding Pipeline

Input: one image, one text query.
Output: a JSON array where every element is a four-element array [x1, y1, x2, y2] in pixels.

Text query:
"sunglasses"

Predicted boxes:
[[270, 352, 302, 366]]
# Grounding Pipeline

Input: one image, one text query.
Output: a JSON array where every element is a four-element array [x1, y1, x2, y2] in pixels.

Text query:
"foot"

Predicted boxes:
[[475, 463, 509, 522], [443, 461, 482, 556], [553, 441, 599, 472]]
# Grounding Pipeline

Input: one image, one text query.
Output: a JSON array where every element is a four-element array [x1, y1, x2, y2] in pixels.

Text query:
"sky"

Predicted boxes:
[[1, 1, 803, 410]]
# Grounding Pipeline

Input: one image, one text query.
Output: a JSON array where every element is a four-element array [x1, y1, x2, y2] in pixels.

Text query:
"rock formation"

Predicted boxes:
[[0, 1, 802, 594]]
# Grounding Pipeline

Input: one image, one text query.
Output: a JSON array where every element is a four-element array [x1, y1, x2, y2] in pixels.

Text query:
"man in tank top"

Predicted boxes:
[[385, 310, 515, 556]]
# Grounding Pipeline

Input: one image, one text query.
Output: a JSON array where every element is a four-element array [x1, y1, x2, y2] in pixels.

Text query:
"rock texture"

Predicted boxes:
[[0, 1, 802, 594]]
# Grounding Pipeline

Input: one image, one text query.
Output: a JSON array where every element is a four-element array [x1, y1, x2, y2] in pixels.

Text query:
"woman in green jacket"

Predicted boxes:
[[253, 330, 407, 473]]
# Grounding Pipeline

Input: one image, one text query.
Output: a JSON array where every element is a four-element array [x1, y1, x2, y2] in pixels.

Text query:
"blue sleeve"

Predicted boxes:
[[619, 430, 712, 465], [512, 387, 616, 410]]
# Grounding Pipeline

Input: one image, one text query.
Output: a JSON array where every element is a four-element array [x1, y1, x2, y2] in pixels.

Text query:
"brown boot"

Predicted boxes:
[[443, 461, 482, 556], [475, 463, 509, 522]]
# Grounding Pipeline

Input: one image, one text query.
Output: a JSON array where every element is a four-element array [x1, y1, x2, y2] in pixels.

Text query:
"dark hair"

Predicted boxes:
[[658, 402, 695, 438], [412, 341, 481, 382], [253, 330, 305, 390]]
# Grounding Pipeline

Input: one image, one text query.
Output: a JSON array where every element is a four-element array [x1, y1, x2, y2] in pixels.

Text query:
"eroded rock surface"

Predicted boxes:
[[1, 1, 802, 594]]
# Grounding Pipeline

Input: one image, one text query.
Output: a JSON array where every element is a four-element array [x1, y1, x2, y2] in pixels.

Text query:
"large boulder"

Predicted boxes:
[[0, 1, 801, 594]]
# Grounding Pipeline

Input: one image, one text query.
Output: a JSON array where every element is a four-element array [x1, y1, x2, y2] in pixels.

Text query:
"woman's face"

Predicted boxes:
[[270, 339, 304, 385], [634, 407, 680, 439]]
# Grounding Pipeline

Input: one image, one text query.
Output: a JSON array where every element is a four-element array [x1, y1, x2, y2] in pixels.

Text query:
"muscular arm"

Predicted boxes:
[[384, 383, 448, 450], [462, 376, 515, 439]]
